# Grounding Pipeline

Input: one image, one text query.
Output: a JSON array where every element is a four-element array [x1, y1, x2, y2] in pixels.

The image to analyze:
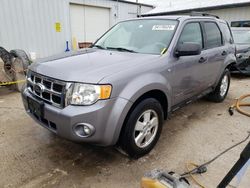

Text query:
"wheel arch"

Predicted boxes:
[[109, 73, 172, 145], [127, 89, 169, 120], [225, 61, 237, 71], [116, 89, 169, 145]]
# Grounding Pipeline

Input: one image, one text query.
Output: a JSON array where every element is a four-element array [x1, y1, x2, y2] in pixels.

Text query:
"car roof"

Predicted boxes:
[[135, 15, 225, 22]]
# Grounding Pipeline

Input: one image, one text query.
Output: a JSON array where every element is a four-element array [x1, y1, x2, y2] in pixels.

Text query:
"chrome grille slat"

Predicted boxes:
[[27, 72, 66, 108], [28, 79, 62, 96], [27, 87, 51, 104]]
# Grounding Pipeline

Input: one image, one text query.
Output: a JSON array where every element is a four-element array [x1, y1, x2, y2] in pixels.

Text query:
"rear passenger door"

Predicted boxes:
[[200, 21, 227, 86]]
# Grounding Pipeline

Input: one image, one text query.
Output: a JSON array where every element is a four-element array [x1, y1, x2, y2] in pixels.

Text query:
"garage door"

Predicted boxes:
[[70, 4, 110, 47]]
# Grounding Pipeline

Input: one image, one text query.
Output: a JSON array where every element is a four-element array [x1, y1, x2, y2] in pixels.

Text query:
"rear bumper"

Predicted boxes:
[[21, 87, 132, 146]]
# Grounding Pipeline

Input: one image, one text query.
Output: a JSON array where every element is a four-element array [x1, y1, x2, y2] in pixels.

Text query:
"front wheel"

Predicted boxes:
[[119, 98, 164, 158], [206, 69, 231, 103]]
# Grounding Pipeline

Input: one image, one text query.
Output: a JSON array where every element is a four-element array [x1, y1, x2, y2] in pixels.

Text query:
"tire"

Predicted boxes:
[[10, 49, 31, 70], [0, 47, 13, 66], [206, 69, 231, 103], [12, 58, 26, 92], [119, 98, 164, 158]]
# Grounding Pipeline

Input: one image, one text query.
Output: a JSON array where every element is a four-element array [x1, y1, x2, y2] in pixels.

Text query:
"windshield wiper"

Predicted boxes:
[[91, 44, 106, 49], [106, 47, 137, 53]]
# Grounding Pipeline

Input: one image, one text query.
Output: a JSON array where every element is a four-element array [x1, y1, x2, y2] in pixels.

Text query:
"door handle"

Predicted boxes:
[[221, 51, 227, 56], [199, 57, 207, 63]]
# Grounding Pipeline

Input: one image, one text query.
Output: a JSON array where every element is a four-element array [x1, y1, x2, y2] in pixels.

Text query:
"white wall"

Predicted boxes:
[[0, 0, 69, 59], [0, 0, 152, 58], [206, 6, 250, 23], [70, 4, 111, 43], [147, 0, 250, 14]]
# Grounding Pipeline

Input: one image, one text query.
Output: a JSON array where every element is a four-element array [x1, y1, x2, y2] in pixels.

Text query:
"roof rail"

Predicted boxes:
[[190, 11, 220, 19]]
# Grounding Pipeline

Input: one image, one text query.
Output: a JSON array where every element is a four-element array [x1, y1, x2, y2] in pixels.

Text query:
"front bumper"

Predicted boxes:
[[22, 87, 132, 146]]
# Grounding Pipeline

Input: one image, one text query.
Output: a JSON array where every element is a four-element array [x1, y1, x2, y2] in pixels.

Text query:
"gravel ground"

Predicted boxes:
[[0, 77, 249, 188]]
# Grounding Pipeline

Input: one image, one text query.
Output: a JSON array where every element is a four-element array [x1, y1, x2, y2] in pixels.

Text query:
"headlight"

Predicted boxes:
[[68, 83, 112, 105]]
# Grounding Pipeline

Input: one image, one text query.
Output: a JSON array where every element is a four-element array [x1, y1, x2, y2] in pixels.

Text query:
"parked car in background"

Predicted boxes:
[[22, 14, 236, 158], [231, 27, 250, 75]]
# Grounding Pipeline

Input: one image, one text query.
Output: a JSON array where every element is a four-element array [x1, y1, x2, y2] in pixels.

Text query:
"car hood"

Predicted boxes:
[[30, 49, 158, 83]]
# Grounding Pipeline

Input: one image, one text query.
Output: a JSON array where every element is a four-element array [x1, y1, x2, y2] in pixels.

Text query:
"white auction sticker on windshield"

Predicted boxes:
[[152, 25, 175, 31]]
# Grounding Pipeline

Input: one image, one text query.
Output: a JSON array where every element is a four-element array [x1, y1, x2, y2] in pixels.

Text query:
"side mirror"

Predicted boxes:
[[175, 42, 202, 57]]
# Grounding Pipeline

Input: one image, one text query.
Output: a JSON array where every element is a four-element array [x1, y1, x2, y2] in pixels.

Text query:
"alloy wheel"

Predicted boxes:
[[134, 109, 159, 148], [220, 74, 229, 97]]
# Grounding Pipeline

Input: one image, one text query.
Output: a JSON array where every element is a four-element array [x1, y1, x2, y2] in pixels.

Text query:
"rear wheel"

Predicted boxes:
[[119, 98, 164, 158], [206, 69, 230, 102]]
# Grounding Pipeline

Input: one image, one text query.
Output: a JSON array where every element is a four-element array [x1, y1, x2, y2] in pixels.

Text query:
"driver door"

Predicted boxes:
[[171, 22, 205, 105]]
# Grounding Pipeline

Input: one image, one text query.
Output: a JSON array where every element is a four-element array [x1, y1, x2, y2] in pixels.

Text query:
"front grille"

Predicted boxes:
[[27, 71, 66, 108]]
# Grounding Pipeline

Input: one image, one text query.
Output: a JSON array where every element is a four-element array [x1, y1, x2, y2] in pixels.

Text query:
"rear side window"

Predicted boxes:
[[231, 20, 250, 27], [204, 22, 223, 49], [220, 23, 232, 43], [178, 22, 203, 48]]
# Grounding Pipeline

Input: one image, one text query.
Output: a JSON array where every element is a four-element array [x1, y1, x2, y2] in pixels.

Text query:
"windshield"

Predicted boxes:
[[232, 30, 250, 44], [94, 19, 178, 55]]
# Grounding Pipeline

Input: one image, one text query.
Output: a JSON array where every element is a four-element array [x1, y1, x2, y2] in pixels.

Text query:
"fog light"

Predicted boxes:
[[83, 126, 91, 135], [73, 123, 95, 138]]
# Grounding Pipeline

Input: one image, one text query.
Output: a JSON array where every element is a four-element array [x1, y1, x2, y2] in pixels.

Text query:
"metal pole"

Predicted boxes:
[[217, 141, 250, 188], [136, 0, 139, 16]]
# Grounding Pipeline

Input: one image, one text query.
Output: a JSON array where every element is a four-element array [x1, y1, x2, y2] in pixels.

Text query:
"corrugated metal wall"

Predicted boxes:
[[0, 0, 152, 58], [175, 6, 250, 24], [147, 0, 250, 14], [206, 6, 250, 23]]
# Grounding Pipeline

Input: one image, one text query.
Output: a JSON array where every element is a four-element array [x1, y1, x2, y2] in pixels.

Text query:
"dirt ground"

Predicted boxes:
[[0, 77, 249, 188]]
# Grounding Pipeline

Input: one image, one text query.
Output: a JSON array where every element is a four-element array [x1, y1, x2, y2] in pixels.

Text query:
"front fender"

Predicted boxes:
[[108, 73, 171, 145], [118, 73, 172, 111]]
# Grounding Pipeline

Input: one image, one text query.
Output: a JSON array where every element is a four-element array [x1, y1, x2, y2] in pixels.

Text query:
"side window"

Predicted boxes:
[[204, 22, 223, 48], [231, 20, 250, 27], [178, 22, 203, 48], [220, 23, 233, 43]]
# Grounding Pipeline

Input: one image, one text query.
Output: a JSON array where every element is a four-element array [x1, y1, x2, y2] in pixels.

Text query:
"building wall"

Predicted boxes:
[[147, 0, 250, 14], [174, 6, 250, 24], [206, 6, 250, 23], [0, 0, 152, 58]]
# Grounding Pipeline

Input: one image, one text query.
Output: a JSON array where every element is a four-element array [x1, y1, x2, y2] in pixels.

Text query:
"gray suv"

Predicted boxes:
[[21, 14, 236, 158]]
